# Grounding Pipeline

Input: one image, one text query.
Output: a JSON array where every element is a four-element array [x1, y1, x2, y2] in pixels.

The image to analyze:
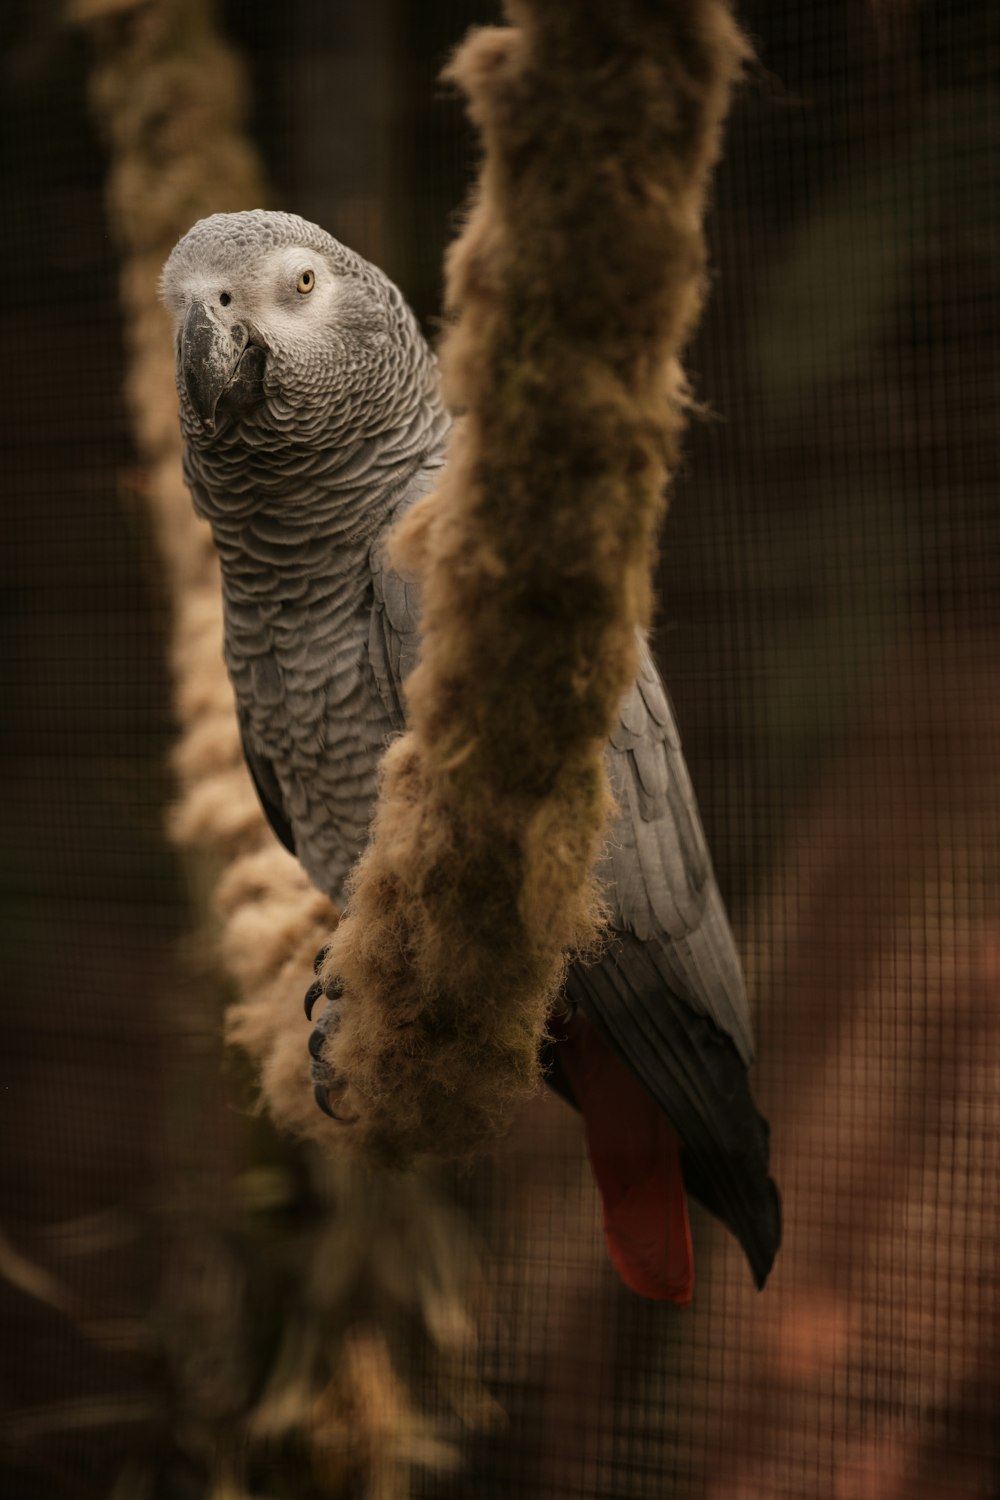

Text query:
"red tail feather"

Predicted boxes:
[[558, 1019, 694, 1303]]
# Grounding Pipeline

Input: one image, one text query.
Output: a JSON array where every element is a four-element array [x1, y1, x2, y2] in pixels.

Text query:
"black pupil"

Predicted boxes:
[[303, 273, 311, 286], [219, 292, 231, 306]]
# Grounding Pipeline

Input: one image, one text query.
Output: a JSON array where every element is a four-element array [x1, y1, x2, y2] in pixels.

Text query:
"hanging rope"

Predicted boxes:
[[316, 0, 750, 1164]]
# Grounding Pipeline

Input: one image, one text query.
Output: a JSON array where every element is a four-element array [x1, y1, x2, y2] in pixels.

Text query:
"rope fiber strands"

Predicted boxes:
[[313, 0, 750, 1165]]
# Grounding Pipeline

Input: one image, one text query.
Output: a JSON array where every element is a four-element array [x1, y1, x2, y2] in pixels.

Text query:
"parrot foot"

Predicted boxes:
[[305, 949, 359, 1124], [303, 943, 330, 1020], [308, 995, 359, 1124]]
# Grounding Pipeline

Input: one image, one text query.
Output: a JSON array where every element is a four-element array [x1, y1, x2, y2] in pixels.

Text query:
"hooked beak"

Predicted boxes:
[[180, 301, 267, 435]]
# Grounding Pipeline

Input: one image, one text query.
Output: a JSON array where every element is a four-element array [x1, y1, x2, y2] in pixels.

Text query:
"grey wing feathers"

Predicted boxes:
[[366, 482, 755, 1070], [237, 709, 297, 856], [366, 467, 440, 729], [368, 558, 421, 731], [597, 637, 756, 1065]]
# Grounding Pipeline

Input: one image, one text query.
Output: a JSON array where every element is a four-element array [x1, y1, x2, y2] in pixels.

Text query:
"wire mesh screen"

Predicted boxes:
[[2, 1, 998, 1497]]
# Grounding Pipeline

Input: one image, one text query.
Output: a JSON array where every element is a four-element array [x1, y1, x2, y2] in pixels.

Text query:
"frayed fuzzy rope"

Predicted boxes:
[[316, 0, 750, 1165]]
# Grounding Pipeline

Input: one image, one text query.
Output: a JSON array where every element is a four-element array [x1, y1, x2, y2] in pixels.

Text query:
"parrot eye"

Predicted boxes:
[[219, 291, 231, 307], [296, 269, 315, 295]]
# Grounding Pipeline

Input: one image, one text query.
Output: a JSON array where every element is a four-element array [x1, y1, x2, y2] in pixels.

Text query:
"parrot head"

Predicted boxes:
[[161, 210, 428, 446]]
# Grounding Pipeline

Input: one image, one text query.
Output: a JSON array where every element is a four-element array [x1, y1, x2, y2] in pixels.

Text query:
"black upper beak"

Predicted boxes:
[[180, 301, 266, 435]]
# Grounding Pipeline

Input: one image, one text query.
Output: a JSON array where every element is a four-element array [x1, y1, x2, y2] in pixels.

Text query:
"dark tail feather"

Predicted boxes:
[[563, 930, 782, 1289]]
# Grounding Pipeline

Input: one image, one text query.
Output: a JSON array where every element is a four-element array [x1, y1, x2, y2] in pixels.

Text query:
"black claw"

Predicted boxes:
[[305, 960, 356, 1123], [312, 944, 329, 976], [313, 1082, 359, 1125], [304, 979, 324, 1021], [314, 1083, 337, 1119]]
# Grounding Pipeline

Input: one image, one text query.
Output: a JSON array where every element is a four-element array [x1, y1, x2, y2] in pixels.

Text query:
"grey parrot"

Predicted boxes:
[[162, 210, 780, 1301]]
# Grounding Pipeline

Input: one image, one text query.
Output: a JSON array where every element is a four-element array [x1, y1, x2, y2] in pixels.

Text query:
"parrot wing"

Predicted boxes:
[[238, 708, 297, 855], [370, 537, 758, 1067], [366, 466, 441, 732], [367, 492, 780, 1295], [560, 638, 780, 1295], [599, 637, 755, 1064]]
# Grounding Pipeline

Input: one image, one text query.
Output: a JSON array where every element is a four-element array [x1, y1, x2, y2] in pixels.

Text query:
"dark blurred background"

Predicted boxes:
[[2, 1, 998, 1497]]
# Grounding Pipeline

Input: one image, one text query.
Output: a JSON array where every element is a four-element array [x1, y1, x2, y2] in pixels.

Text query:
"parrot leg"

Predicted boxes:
[[307, 999, 359, 1123]]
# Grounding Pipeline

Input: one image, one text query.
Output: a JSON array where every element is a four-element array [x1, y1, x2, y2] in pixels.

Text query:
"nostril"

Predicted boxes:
[[219, 292, 231, 307]]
